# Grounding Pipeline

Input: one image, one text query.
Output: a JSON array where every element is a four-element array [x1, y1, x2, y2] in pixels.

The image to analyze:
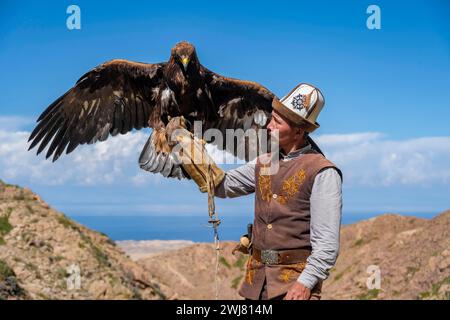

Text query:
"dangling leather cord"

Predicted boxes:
[[207, 162, 221, 300]]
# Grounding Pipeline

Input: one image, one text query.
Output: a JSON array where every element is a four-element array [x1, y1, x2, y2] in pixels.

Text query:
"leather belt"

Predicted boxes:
[[252, 247, 311, 265]]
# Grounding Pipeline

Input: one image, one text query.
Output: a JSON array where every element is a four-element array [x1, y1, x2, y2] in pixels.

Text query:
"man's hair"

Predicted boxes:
[[294, 120, 309, 135], [273, 109, 309, 137]]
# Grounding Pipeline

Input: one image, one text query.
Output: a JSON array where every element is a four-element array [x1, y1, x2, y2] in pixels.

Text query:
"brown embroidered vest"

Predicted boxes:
[[239, 150, 341, 300]]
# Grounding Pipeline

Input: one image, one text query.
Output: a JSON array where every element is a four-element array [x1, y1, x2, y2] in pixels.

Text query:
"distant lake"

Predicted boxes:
[[70, 212, 438, 243]]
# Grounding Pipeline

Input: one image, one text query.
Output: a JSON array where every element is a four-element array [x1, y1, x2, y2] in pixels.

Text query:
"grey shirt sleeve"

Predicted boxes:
[[297, 167, 343, 289], [214, 159, 256, 198]]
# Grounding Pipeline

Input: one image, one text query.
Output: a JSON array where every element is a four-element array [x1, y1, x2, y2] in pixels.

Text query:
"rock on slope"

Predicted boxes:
[[0, 179, 173, 300]]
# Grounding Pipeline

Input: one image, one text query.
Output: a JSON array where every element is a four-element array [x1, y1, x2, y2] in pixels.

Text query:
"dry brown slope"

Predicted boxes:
[[323, 212, 450, 300], [0, 179, 174, 300]]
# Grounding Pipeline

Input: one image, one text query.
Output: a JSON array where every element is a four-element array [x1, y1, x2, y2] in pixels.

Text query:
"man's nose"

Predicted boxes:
[[267, 120, 274, 133]]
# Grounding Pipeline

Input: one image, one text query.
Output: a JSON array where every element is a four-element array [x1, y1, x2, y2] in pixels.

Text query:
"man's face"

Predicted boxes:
[[267, 111, 302, 147]]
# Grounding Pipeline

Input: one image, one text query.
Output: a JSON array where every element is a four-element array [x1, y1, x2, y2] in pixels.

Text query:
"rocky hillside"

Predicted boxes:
[[0, 179, 174, 300], [135, 212, 450, 300], [323, 212, 450, 300]]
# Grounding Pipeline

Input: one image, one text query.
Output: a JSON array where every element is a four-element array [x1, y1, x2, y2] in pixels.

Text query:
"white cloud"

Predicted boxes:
[[315, 132, 384, 146], [0, 129, 161, 186], [316, 132, 450, 187], [1, 126, 450, 188], [0, 125, 237, 187], [0, 116, 34, 131]]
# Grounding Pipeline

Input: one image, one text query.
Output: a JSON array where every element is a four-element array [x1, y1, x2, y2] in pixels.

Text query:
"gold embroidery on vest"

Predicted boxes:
[[258, 173, 273, 202], [244, 256, 261, 285], [278, 261, 307, 283], [278, 269, 296, 283], [258, 166, 306, 205]]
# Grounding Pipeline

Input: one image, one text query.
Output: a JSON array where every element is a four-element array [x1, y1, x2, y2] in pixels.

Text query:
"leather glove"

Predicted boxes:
[[169, 125, 225, 193]]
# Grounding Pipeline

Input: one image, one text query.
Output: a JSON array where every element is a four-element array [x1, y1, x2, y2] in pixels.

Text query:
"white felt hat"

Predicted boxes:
[[272, 83, 325, 132]]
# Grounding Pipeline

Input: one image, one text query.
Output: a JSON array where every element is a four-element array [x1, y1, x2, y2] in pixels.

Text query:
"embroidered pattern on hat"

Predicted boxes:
[[291, 94, 307, 110]]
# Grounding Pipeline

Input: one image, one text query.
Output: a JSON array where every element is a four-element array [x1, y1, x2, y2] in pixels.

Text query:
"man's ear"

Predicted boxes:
[[294, 126, 305, 138]]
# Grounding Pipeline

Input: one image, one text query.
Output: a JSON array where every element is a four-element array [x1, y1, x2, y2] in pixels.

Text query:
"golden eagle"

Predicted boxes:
[[28, 41, 322, 179]]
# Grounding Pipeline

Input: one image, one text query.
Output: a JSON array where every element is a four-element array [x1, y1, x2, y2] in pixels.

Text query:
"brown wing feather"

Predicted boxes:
[[28, 60, 165, 162], [204, 68, 323, 159], [203, 68, 274, 160]]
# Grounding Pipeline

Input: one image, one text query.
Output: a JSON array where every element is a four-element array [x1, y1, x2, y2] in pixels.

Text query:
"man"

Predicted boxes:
[[192, 83, 343, 300]]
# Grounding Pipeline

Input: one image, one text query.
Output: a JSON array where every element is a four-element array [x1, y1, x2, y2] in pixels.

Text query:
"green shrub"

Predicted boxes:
[[334, 271, 344, 281], [0, 259, 15, 281], [57, 214, 78, 231], [219, 256, 231, 269], [0, 211, 13, 236], [419, 276, 450, 300], [92, 244, 110, 267], [357, 289, 380, 300], [231, 275, 243, 289], [233, 254, 247, 270], [353, 238, 364, 247]]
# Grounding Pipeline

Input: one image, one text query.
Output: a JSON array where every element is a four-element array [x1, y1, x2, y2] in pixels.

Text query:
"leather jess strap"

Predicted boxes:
[[252, 247, 311, 265]]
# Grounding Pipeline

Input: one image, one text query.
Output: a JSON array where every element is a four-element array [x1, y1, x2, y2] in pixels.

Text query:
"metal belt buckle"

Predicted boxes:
[[261, 249, 279, 265]]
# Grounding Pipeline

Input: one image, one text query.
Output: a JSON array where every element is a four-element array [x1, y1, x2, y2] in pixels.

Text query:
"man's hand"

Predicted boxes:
[[284, 281, 311, 300]]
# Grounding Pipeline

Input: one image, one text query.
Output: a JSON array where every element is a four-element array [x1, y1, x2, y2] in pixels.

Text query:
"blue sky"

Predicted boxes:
[[1, 1, 449, 229]]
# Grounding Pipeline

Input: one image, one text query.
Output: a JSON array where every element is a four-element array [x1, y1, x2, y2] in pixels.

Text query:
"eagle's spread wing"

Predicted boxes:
[[204, 70, 275, 161], [204, 70, 323, 160], [28, 60, 164, 162]]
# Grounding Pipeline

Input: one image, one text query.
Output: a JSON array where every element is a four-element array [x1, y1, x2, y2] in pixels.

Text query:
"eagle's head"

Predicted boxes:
[[170, 41, 200, 73]]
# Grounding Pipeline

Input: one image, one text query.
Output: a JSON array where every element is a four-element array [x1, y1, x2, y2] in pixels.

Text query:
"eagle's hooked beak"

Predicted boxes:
[[181, 57, 190, 71]]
